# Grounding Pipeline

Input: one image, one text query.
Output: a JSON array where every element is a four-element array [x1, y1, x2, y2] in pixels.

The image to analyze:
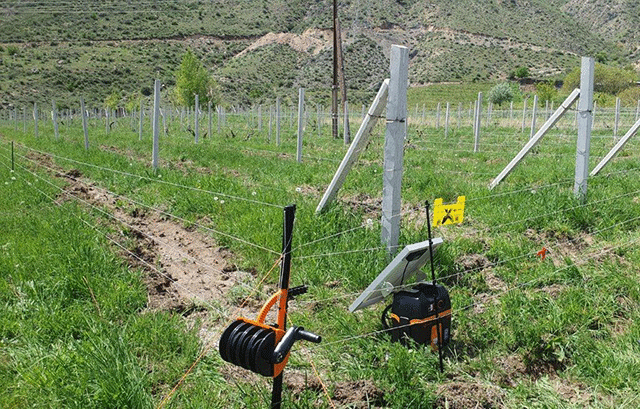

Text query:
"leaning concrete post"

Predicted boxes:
[[316, 79, 389, 214], [574, 57, 594, 200], [382, 45, 408, 256]]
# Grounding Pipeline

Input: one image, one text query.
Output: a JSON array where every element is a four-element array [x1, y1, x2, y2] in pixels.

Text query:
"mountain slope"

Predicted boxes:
[[0, 0, 637, 108]]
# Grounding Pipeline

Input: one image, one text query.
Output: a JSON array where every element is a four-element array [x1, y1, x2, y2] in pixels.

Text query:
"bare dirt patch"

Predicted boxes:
[[236, 28, 332, 58], [435, 379, 505, 408], [331, 379, 386, 408], [473, 269, 508, 314], [29, 152, 272, 333]]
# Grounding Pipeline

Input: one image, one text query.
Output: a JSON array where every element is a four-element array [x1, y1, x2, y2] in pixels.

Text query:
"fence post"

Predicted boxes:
[[521, 98, 527, 133], [574, 57, 594, 200], [317, 103, 321, 138], [614, 97, 621, 140], [139, 99, 143, 141], [217, 105, 221, 135], [444, 102, 450, 138], [208, 101, 212, 139], [276, 97, 281, 146], [509, 101, 514, 124], [22, 107, 26, 133], [34, 103, 39, 138], [105, 108, 109, 135], [269, 105, 273, 142], [382, 45, 408, 256], [161, 108, 166, 137], [530, 95, 538, 139], [194, 94, 199, 143], [545, 100, 549, 119], [473, 92, 482, 152], [81, 98, 89, 150], [152, 79, 161, 170], [592, 100, 597, 131], [297, 88, 304, 163], [343, 101, 351, 145]]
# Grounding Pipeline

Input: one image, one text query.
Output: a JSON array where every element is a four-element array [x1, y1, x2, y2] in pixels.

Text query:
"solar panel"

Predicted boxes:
[[348, 238, 443, 312]]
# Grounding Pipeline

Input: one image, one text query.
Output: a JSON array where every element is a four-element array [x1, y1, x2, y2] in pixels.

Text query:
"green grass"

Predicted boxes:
[[1, 105, 640, 407]]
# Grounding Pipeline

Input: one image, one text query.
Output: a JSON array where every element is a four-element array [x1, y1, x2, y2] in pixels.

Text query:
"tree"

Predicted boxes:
[[535, 81, 557, 104], [488, 82, 514, 106], [104, 90, 121, 111], [174, 50, 217, 108]]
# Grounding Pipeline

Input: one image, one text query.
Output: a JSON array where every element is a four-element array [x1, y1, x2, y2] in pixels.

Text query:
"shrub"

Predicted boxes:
[[617, 86, 640, 106], [488, 82, 514, 106], [536, 81, 558, 104], [563, 63, 637, 95], [514, 66, 529, 79]]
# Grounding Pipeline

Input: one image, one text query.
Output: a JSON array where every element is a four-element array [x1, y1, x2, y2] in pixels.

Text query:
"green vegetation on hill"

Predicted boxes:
[[0, 1, 638, 112]]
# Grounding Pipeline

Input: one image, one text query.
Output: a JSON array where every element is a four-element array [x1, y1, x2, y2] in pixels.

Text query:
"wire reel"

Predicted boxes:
[[219, 286, 321, 378]]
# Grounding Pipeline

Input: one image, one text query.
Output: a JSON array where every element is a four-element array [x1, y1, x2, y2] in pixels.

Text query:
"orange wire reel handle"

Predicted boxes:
[[218, 287, 320, 378]]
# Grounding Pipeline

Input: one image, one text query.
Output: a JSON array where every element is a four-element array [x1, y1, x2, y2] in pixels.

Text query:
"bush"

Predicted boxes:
[[563, 63, 637, 95], [617, 86, 640, 106], [488, 82, 514, 106], [514, 66, 529, 79], [536, 81, 558, 104]]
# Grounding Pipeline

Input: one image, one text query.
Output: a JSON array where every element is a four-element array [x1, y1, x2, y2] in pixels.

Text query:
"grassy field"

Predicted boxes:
[[1, 104, 640, 407]]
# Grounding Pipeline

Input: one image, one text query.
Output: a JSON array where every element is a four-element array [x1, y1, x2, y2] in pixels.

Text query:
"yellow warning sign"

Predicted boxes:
[[432, 196, 466, 227]]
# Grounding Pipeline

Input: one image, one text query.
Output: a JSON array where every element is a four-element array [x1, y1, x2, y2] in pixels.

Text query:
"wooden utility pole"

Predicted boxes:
[[335, 13, 350, 144], [331, 0, 339, 139]]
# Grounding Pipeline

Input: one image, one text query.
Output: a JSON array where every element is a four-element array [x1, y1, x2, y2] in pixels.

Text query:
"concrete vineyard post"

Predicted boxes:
[[194, 94, 199, 144], [152, 79, 161, 170], [574, 57, 595, 200], [81, 98, 89, 150], [473, 92, 482, 152], [34, 103, 38, 139], [382, 45, 408, 256], [297, 88, 304, 163], [530, 95, 538, 139], [276, 97, 281, 146], [139, 99, 143, 141], [614, 97, 621, 140]]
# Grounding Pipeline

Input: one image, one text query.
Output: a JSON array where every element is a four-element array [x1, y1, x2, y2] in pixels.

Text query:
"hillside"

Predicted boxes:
[[0, 0, 638, 108]]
